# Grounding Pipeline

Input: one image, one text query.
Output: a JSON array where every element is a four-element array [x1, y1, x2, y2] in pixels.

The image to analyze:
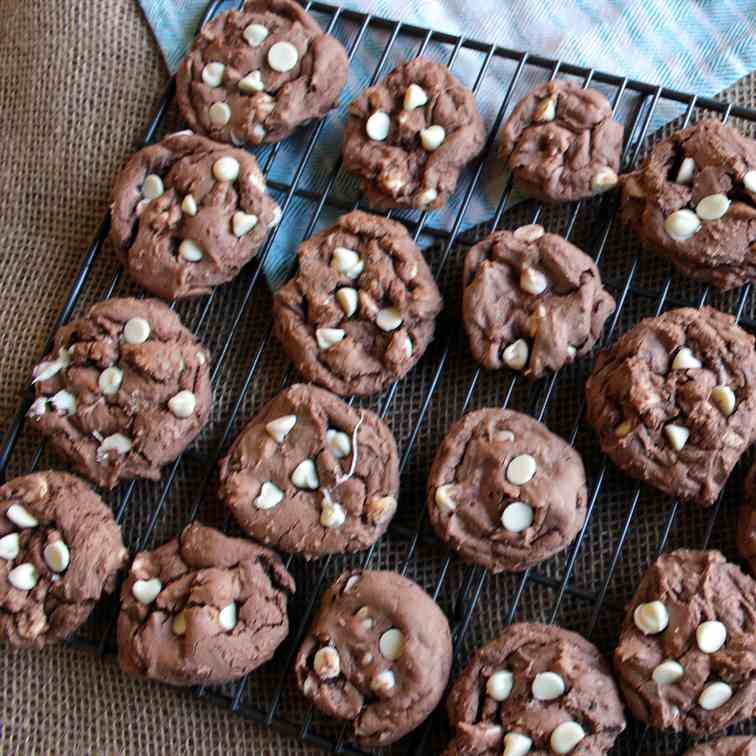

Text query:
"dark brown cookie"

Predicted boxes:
[[427, 408, 587, 573], [499, 79, 624, 203], [620, 119, 756, 290], [684, 737, 756, 756], [614, 549, 756, 735], [28, 297, 212, 489], [176, 0, 348, 146], [445, 623, 626, 755], [342, 58, 486, 210], [218, 383, 399, 558], [586, 306, 756, 506], [117, 521, 295, 686], [273, 210, 443, 396], [739, 463, 756, 576], [0, 471, 127, 648], [294, 569, 452, 747], [110, 131, 280, 299], [463, 224, 615, 379]]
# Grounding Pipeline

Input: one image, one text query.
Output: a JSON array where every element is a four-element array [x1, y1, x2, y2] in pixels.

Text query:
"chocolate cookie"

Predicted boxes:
[[463, 224, 615, 378], [738, 463, 756, 576], [294, 569, 452, 747], [620, 119, 756, 290], [427, 408, 587, 573], [499, 79, 624, 203], [614, 549, 756, 735], [273, 210, 443, 396], [218, 383, 399, 558], [117, 521, 295, 686], [586, 306, 756, 506], [0, 471, 126, 648], [110, 131, 280, 299], [342, 58, 486, 210], [684, 738, 756, 756], [176, 0, 348, 146], [445, 623, 626, 755], [28, 297, 212, 489]]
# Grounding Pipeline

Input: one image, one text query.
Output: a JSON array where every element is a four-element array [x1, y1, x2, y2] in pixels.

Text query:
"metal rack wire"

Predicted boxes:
[[2, 1, 756, 754]]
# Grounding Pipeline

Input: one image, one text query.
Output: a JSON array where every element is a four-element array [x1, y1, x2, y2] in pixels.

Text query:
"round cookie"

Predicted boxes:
[[117, 521, 295, 686], [218, 383, 399, 558], [445, 623, 626, 755], [272, 210, 443, 396], [620, 119, 756, 290], [499, 79, 624, 203], [28, 297, 212, 490], [586, 306, 756, 506], [738, 463, 756, 576], [427, 408, 587, 573], [342, 58, 486, 210], [294, 569, 452, 747], [0, 471, 127, 648], [615, 549, 756, 735], [463, 224, 615, 379], [110, 131, 280, 299], [176, 0, 348, 146], [684, 738, 756, 756]]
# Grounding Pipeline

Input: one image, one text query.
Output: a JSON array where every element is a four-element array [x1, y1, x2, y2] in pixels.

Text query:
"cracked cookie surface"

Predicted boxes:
[[176, 0, 348, 146], [463, 224, 615, 379], [620, 119, 756, 290], [444, 622, 625, 756], [342, 58, 486, 210], [684, 737, 756, 756], [117, 521, 295, 686], [614, 549, 756, 735], [0, 471, 127, 648], [294, 569, 452, 747], [28, 297, 212, 489], [499, 79, 624, 203], [586, 306, 756, 506], [218, 383, 399, 558], [272, 210, 443, 396], [110, 132, 280, 299], [739, 463, 756, 577]]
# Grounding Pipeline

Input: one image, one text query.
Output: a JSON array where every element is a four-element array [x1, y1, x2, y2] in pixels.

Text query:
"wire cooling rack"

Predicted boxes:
[[3, 1, 756, 754]]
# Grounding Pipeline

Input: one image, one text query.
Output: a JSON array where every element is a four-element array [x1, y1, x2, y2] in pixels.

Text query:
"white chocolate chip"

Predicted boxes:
[[253, 124, 267, 141], [495, 430, 515, 443], [367, 495, 397, 525], [316, 328, 345, 350], [371, 669, 396, 696], [344, 575, 360, 593], [486, 669, 513, 702], [265, 415, 296, 444], [633, 600, 669, 635], [123, 317, 151, 344], [268, 41, 299, 72], [331, 247, 364, 279], [202, 62, 225, 88], [96, 433, 133, 462], [616, 420, 634, 437], [32, 348, 72, 383], [0, 533, 20, 561], [403, 83, 428, 110], [28, 397, 48, 417], [320, 499, 346, 528], [379, 628, 404, 660], [291, 459, 319, 490], [696, 620, 727, 653], [698, 681, 733, 710], [8, 563, 39, 591], [142, 174, 164, 200], [314, 646, 340, 679], [501, 501, 534, 533], [196, 352, 206, 365], [696, 193, 730, 221], [336, 287, 358, 318], [503, 733, 533, 756], [179, 239, 204, 262], [326, 429, 351, 459], [400, 335, 413, 358], [209, 101, 231, 127], [172, 610, 187, 636], [43, 540, 70, 573], [355, 605, 373, 629], [376, 307, 403, 332], [7, 504, 38, 528], [232, 211, 258, 237], [132, 577, 162, 604], [513, 224, 545, 243], [243, 23, 269, 47], [181, 194, 198, 216], [550, 721, 585, 754], [384, 175, 405, 193], [671, 347, 702, 370], [532, 671, 565, 701], [676, 157, 696, 184], [591, 167, 618, 191], [366, 111, 391, 141], [238, 70, 264, 93], [664, 209, 701, 241], [711, 385, 736, 416], [213, 156, 240, 183], [418, 187, 438, 206], [420, 125, 446, 152], [435, 485, 456, 515], [255, 481, 284, 510], [503, 339, 529, 371], [744, 170, 756, 193], [652, 659, 684, 685], [664, 423, 689, 451], [535, 96, 557, 122], [520, 266, 549, 295], [506, 454, 536, 486], [51, 390, 77, 416], [98, 367, 123, 396], [168, 390, 197, 419], [219, 601, 237, 631]]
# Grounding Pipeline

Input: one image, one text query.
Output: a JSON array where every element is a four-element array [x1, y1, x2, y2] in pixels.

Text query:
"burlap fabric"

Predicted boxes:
[[1, 1, 755, 754]]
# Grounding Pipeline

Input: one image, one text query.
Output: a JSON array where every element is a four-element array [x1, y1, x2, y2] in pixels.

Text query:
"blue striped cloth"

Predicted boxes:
[[138, 0, 756, 288]]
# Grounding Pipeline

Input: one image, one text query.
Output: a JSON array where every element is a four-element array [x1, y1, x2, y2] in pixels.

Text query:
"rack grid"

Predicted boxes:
[[2, 1, 756, 754]]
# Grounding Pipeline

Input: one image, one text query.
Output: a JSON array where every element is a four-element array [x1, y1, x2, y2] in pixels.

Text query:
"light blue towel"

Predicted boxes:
[[138, 0, 756, 288]]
